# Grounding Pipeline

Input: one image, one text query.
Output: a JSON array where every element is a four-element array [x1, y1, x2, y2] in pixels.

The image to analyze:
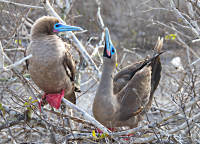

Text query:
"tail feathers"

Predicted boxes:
[[151, 37, 163, 95], [128, 49, 164, 81], [144, 37, 163, 113], [64, 86, 80, 105], [65, 91, 76, 104], [153, 37, 163, 55]]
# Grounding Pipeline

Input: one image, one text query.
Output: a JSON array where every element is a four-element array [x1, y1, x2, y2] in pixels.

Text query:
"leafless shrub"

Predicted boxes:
[[0, 0, 200, 143]]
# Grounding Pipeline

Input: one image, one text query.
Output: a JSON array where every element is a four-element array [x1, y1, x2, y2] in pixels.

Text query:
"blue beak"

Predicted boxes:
[[53, 23, 83, 33], [104, 27, 116, 58]]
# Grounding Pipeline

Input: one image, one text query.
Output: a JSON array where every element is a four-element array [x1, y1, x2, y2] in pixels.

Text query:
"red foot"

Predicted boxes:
[[39, 89, 65, 111]]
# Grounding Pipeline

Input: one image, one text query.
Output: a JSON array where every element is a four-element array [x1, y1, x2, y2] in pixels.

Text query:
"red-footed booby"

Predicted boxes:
[[92, 28, 163, 128], [26, 16, 82, 110]]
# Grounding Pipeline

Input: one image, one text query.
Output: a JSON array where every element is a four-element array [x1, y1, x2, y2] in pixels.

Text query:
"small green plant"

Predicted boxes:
[[23, 74, 30, 78], [0, 103, 6, 117], [178, 18, 182, 22], [165, 34, 176, 41], [92, 130, 108, 140], [23, 96, 38, 118], [60, 6, 67, 20], [15, 39, 22, 44]]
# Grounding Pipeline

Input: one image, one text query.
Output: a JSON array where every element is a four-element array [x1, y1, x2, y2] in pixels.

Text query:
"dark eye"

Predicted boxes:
[[112, 49, 115, 52], [55, 24, 59, 27]]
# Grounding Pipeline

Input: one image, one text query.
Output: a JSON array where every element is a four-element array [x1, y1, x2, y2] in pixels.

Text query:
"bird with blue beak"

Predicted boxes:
[[26, 16, 82, 111], [93, 27, 163, 136]]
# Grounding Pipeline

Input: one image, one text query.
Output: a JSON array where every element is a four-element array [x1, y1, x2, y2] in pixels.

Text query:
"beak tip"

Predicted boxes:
[[78, 27, 83, 31]]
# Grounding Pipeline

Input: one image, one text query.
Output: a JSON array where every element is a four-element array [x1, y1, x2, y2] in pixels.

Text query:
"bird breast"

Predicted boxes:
[[27, 35, 71, 94]]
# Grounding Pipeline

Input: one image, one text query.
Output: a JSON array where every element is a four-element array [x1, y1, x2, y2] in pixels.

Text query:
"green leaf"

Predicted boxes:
[[92, 130, 96, 138], [100, 134, 105, 139], [27, 107, 32, 118], [100, 133, 108, 139], [15, 39, 21, 44], [31, 100, 38, 104], [169, 34, 176, 37], [165, 35, 170, 40], [165, 34, 176, 41], [0, 103, 2, 109], [29, 111, 32, 118], [23, 74, 30, 78], [1, 108, 5, 117], [23, 102, 29, 106]]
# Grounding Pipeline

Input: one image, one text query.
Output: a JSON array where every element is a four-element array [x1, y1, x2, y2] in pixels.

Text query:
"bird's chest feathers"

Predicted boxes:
[[33, 42, 64, 61], [28, 41, 66, 71]]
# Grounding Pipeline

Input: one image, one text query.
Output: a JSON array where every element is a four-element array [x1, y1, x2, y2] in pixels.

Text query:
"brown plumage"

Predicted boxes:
[[92, 28, 163, 128], [26, 16, 82, 108]]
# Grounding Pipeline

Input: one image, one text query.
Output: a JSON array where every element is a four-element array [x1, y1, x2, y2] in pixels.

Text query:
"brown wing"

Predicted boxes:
[[117, 66, 151, 121], [63, 45, 77, 104], [114, 37, 163, 96], [117, 37, 163, 121], [63, 47, 76, 82], [113, 60, 145, 94]]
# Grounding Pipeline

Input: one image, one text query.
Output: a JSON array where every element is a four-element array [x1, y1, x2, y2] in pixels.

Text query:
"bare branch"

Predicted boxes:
[[5, 54, 32, 70], [0, 0, 44, 9], [61, 98, 111, 134], [169, 0, 200, 39], [0, 41, 4, 70], [3, 53, 39, 106]]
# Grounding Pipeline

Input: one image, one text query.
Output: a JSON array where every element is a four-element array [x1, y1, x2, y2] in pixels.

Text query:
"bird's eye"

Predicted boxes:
[[112, 49, 115, 53], [55, 24, 59, 27]]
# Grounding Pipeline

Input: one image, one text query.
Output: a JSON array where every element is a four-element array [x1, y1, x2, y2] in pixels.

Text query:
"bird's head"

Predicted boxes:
[[30, 16, 82, 39], [103, 28, 117, 64]]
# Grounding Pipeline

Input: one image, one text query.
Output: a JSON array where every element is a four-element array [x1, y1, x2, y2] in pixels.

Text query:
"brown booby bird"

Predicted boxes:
[[26, 16, 82, 110], [93, 28, 163, 128]]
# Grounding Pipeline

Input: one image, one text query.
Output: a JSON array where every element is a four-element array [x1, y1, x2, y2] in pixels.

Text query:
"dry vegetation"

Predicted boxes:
[[0, 0, 200, 143]]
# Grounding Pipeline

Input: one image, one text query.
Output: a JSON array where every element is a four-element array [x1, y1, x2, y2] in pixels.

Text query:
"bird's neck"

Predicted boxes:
[[100, 63, 114, 96], [30, 33, 54, 40], [94, 58, 118, 108], [99, 56, 117, 96]]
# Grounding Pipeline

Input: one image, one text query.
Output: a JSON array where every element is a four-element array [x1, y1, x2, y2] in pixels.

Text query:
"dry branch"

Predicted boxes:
[[0, 0, 44, 9], [4, 54, 32, 70], [0, 41, 4, 70], [3, 53, 39, 106], [169, 0, 200, 39], [61, 98, 111, 134]]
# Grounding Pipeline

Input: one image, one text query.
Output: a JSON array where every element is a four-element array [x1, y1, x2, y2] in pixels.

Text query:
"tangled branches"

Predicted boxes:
[[0, 0, 200, 143]]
